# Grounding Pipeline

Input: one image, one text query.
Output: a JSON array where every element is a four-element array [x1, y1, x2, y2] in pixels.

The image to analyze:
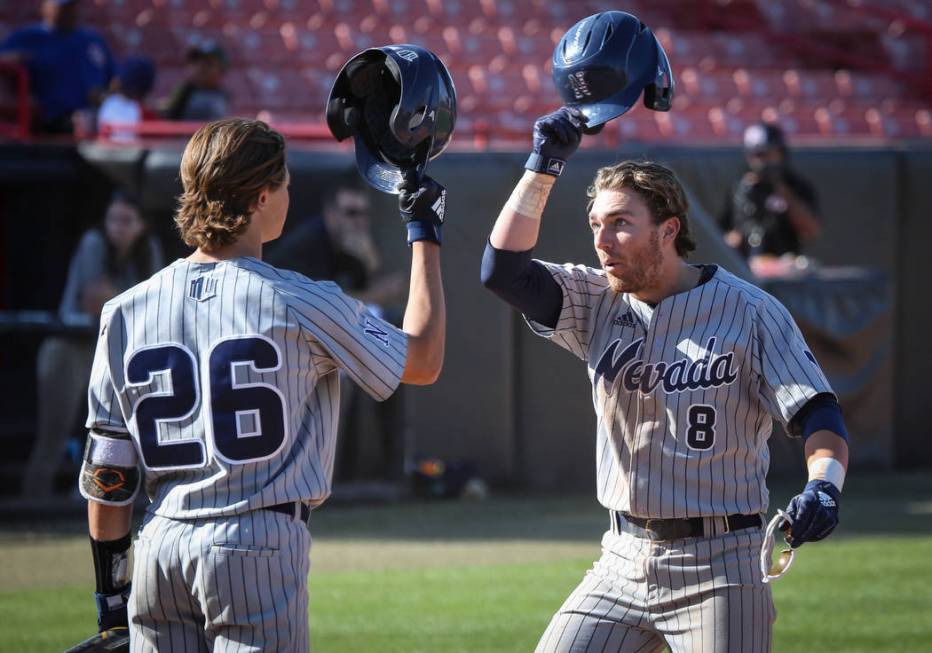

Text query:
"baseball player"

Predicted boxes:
[[79, 117, 446, 651], [480, 108, 850, 652]]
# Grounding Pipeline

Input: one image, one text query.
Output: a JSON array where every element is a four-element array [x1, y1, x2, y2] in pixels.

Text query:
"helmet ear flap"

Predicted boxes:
[[644, 34, 674, 112]]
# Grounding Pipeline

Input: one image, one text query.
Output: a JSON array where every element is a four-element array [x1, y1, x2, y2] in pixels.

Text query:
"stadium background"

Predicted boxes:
[[2, 0, 931, 492], [0, 2, 931, 650]]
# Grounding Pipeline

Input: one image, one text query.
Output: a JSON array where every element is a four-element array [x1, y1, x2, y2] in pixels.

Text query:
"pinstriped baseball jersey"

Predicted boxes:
[[84, 256, 407, 519], [527, 262, 833, 518]]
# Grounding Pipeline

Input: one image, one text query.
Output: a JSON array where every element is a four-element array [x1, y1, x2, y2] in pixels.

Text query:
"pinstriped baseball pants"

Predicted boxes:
[[535, 521, 775, 653], [129, 510, 312, 652]]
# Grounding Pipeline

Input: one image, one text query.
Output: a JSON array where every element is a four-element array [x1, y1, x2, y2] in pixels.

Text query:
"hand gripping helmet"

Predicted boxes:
[[552, 11, 674, 128], [327, 44, 456, 194]]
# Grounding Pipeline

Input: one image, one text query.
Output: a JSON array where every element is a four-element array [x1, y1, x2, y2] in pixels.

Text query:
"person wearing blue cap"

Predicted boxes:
[[97, 55, 157, 141], [0, 0, 115, 134]]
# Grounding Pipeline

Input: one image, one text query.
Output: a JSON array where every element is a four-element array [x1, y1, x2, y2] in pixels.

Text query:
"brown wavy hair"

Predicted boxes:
[[175, 118, 287, 251], [587, 161, 696, 257]]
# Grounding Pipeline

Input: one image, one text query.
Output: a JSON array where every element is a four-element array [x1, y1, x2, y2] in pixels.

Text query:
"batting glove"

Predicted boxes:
[[399, 173, 445, 246], [525, 107, 587, 177], [782, 480, 840, 548], [95, 584, 131, 632]]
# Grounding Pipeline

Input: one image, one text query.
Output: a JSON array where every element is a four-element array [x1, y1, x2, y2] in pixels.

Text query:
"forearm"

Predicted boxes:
[[781, 187, 820, 241], [489, 171, 556, 251], [804, 430, 849, 471], [88, 500, 133, 631], [88, 501, 132, 541], [401, 242, 445, 384]]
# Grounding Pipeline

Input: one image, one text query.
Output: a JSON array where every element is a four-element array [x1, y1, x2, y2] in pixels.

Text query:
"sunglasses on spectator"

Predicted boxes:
[[337, 205, 368, 218]]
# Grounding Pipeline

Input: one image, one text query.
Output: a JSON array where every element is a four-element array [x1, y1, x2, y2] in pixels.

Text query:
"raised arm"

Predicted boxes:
[[398, 175, 446, 385], [482, 108, 586, 327], [490, 107, 586, 250]]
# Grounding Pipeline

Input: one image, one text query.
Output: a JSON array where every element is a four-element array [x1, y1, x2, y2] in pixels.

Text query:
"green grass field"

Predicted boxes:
[[1, 472, 930, 652]]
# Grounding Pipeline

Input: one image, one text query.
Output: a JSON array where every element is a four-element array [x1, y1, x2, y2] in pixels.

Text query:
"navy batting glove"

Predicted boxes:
[[525, 107, 587, 177], [782, 480, 840, 548], [399, 173, 445, 246], [95, 584, 131, 632]]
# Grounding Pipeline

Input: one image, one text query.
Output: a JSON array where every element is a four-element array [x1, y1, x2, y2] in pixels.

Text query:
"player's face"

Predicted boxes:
[[259, 168, 291, 243], [105, 200, 145, 254], [589, 188, 664, 295]]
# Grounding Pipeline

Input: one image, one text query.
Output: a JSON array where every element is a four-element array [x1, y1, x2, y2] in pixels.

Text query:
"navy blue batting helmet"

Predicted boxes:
[[326, 44, 457, 194], [552, 11, 674, 128]]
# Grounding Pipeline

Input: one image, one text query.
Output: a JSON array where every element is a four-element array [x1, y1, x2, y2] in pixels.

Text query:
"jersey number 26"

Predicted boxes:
[[126, 335, 288, 470]]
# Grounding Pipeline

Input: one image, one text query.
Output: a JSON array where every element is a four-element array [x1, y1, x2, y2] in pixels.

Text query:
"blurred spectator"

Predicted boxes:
[[720, 122, 821, 262], [23, 192, 163, 498], [163, 41, 230, 121], [97, 55, 157, 142], [0, 0, 115, 134], [266, 183, 407, 307], [266, 183, 407, 481]]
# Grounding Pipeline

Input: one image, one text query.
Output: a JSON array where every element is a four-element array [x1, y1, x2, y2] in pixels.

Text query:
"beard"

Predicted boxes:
[[603, 228, 663, 295]]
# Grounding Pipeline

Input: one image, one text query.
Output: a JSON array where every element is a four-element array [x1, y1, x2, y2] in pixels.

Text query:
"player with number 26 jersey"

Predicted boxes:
[[86, 256, 406, 519], [79, 118, 446, 652]]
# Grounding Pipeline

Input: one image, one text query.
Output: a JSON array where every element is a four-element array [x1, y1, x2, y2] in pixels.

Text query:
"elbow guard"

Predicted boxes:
[[79, 430, 141, 506]]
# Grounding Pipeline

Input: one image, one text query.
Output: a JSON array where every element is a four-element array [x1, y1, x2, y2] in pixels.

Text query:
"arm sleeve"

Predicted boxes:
[[522, 260, 608, 361], [480, 241, 562, 328], [793, 175, 820, 215], [291, 280, 408, 401], [753, 295, 835, 431], [719, 186, 735, 232], [787, 392, 849, 440], [85, 304, 129, 433]]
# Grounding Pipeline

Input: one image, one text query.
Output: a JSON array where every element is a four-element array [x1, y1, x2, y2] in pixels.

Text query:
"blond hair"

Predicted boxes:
[[175, 118, 286, 251], [587, 161, 696, 257]]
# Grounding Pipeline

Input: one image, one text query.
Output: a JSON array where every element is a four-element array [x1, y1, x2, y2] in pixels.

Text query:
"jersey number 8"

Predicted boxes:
[[126, 335, 288, 470], [686, 404, 716, 451]]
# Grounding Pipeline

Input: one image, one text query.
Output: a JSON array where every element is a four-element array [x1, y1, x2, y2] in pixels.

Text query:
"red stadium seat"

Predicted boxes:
[[5, 0, 914, 143]]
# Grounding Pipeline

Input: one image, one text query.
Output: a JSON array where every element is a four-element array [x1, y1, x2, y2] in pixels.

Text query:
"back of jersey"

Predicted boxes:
[[86, 257, 407, 519]]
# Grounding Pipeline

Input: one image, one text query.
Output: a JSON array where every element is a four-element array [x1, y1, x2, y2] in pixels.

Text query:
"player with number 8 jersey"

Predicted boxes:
[[78, 118, 446, 651], [481, 106, 850, 651]]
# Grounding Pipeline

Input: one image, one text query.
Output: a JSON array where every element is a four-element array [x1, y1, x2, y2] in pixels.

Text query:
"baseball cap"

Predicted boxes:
[[743, 122, 786, 153], [118, 55, 156, 97], [186, 40, 229, 67]]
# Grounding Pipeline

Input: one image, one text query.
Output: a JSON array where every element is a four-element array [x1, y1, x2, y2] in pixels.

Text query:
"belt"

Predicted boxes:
[[265, 502, 311, 524], [611, 511, 761, 541]]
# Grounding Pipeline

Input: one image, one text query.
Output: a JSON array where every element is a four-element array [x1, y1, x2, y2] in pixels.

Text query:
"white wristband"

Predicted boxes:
[[808, 456, 845, 492]]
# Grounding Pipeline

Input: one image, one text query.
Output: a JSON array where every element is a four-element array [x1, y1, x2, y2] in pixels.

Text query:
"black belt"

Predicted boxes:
[[612, 511, 761, 541], [265, 502, 311, 523]]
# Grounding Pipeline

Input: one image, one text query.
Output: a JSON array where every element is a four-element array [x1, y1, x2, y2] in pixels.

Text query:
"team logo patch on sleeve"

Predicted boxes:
[[364, 317, 391, 347]]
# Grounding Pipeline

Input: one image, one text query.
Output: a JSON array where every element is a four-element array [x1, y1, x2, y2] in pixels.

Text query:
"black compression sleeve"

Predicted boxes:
[[90, 533, 132, 594], [480, 241, 563, 328]]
